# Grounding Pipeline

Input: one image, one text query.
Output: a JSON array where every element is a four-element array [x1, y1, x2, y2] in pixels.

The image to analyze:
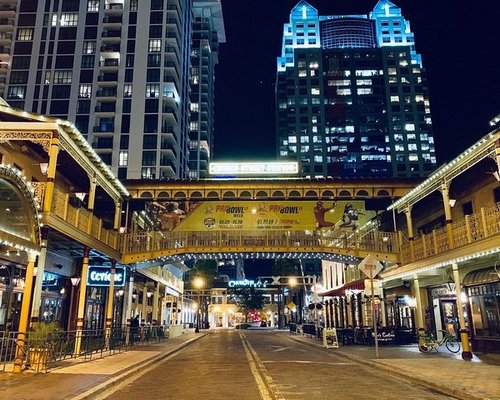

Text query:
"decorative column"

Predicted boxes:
[[124, 273, 134, 345], [404, 206, 415, 261], [42, 134, 60, 214], [30, 228, 50, 325], [452, 263, 473, 360], [87, 176, 97, 233], [142, 286, 148, 323], [74, 247, 90, 356], [13, 252, 37, 373], [113, 200, 122, 230], [413, 276, 425, 343], [440, 181, 455, 249], [105, 261, 116, 345], [153, 282, 160, 324]]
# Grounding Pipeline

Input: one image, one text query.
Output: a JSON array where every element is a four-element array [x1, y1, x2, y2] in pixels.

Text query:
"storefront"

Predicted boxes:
[[427, 285, 459, 340], [463, 267, 500, 353], [384, 286, 415, 331], [0, 263, 25, 331], [85, 265, 126, 330], [38, 271, 69, 325]]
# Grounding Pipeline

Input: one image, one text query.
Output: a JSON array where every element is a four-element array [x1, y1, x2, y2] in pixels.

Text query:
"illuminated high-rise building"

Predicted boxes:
[[0, 0, 224, 180], [276, 0, 436, 178]]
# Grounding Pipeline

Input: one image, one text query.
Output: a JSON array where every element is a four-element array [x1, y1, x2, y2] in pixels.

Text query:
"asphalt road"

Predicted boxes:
[[101, 330, 456, 400]]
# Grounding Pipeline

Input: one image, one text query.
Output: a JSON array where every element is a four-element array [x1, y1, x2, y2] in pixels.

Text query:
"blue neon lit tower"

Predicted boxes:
[[276, 0, 436, 178]]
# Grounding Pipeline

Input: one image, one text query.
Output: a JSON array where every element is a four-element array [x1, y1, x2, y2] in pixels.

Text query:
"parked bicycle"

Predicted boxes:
[[418, 330, 460, 353]]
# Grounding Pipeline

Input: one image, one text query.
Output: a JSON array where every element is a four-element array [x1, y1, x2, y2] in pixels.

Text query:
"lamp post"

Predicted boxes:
[[192, 276, 205, 333], [288, 277, 297, 324]]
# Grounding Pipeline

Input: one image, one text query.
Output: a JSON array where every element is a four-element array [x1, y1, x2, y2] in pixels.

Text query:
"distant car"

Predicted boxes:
[[235, 323, 252, 330]]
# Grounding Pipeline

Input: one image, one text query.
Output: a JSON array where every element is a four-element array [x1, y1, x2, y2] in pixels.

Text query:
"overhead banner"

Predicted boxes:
[[172, 200, 375, 232]]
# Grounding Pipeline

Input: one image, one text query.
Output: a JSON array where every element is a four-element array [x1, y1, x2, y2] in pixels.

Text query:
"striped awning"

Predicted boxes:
[[319, 278, 366, 297], [463, 267, 500, 286]]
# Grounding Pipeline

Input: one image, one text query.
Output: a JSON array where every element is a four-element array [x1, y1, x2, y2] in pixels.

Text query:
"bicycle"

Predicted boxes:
[[418, 330, 460, 353]]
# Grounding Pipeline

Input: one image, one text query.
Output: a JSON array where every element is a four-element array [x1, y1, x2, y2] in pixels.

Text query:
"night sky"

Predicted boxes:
[[214, 0, 500, 164]]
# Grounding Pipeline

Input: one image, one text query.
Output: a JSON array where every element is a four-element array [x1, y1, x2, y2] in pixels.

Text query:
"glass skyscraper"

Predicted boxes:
[[0, 0, 224, 180], [276, 0, 436, 178]]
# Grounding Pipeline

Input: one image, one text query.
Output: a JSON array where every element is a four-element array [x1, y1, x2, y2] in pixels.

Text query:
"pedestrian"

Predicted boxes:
[[131, 315, 140, 343]]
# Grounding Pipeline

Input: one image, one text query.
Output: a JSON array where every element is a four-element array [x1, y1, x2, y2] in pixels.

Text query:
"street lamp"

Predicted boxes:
[[192, 276, 205, 333]]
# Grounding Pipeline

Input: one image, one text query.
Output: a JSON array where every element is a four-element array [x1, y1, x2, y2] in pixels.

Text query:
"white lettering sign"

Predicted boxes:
[[209, 162, 298, 176]]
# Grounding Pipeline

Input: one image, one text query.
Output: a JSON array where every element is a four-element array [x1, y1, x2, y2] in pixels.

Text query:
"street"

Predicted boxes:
[[100, 331, 457, 400]]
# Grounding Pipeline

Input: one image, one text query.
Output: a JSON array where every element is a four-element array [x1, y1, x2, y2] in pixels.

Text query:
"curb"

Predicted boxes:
[[287, 335, 492, 400], [72, 333, 208, 400]]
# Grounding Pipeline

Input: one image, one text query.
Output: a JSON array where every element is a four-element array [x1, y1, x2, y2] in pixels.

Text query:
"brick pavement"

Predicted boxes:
[[0, 331, 204, 400], [289, 334, 500, 400]]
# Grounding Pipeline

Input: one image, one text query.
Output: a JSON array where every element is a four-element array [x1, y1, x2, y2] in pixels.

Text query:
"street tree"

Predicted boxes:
[[233, 287, 264, 322]]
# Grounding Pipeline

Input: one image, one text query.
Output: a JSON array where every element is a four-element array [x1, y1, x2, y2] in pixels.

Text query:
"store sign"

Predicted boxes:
[[87, 266, 126, 287], [42, 272, 60, 287], [228, 279, 268, 288], [209, 162, 298, 176]]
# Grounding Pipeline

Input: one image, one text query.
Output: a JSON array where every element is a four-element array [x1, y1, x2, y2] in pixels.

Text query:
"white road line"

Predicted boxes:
[[262, 360, 353, 365], [239, 332, 286, 400]]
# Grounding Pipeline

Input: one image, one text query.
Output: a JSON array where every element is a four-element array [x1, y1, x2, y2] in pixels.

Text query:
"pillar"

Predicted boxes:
[[413, 276, 425, 343], [87, 176, 97, 212], [13, 253, 37, 372], [74, 247, 90, 356], [142, 286, 148, 323], [404, 206, 415, 261], [452, 263, 473, 360], [105, 262, 116, 344], [42, 134, 60, 213], [30, 229, 49, 325], [440, 181, 455, 249], [124, 273, 134, 345], [152, 282, 160, 324], [113, 200, 122, 230]]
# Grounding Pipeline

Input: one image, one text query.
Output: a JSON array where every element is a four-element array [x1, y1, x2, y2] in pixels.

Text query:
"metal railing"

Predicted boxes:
[[0, 325, 167, 373], [121, 229, 400, 256], [400, 202, 500, 264]]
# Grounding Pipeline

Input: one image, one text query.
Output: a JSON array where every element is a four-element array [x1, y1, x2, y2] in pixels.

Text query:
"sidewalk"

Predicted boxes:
[[0, 331, 205, 400], [289, 333, 500, 400]]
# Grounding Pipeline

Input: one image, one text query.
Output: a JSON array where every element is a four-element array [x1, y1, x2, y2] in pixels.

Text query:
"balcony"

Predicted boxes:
[[93, 125, 115, 133], [104, 2, 124, 14], [97, 73, 118, 85], [49, 185, 119, 252], [101, 29, 122, 43], [399, 202, 500, 264], [102, 15, 122, 27], [96, 88, 117, 99], [100, 44, 121, 53]]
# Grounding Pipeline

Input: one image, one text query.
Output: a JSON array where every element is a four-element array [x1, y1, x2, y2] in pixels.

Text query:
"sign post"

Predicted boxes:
[[358, 254, 383, 359]]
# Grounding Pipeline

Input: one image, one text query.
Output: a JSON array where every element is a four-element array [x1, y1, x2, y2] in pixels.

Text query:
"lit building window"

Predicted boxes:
[[300, 136, 309, 143], [83, 41, 96, 54], [311, 88, 320, 95], [395, 144, 404, 151], [53, 70, 72, 84], [145, 84, 160, 98], [7, 86, 25, 99], [388, 68, 397, 75], [356, 79, 372, 86], [17, 28, 34, 41], [314, 155, 323, 162], [53, 13, 78, 26], [298, 70, 307, 77], [337, 88, 351, 95], [148, 39, 162, 52], [123, 84, 133, 97], [190, 103, 199, 112], [288, 136, 297, 144], [189, 121, 199, 131], [79, 84, 92, 98], [87, 0, 99, 11], [415, 95, 424, 102], [405, 123, 415, 131], [408, 144, 418, 151], [391, 96, 399, 102], [409, 154, 419, 161], [357, 88, 372, 95], [119, 151, 128, 166]]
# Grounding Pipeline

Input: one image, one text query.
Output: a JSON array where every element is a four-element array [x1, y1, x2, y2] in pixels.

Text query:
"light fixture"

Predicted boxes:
[[493, 171, 500, 182], [70, 277, 81, 286], [39, 162, 49, 176], [60, 287, 66, 294], [289, 277, 298, 287], [132, 290, 137, 299], [116, 288, 125, 296], [33, 266, 38, 276], [449, 199, 457, 207], [146, 290, 153, 298], [75, 192, 86, 202]]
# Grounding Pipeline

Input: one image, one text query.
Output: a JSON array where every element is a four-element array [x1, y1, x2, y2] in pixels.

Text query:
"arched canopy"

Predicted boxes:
[[0, 164, 41, 254]]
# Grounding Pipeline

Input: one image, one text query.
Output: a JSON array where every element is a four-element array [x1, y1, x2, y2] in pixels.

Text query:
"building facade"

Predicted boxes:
[[0, 0, 223, 181], [276, 0, 436, 178]]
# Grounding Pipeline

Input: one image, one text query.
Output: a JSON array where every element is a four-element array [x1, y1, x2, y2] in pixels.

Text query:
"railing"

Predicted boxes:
[[49, 187, 118, 249], [400, 202, 500, 264], [0, 326, 167, 373], [121, 229, 399, 256]]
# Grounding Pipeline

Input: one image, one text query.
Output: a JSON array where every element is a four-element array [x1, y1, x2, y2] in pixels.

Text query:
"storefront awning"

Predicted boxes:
[[319, 278, 366, 297], [463, 267, 500, 286]]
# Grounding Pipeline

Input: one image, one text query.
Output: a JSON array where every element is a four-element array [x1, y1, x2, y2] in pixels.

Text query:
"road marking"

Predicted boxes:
[[262, 360, 353, 365], [239, 332, 285, 400]]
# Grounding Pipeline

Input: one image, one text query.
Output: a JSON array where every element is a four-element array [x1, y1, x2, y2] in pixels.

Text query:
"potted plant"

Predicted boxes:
[[27, 322, 61, 372]]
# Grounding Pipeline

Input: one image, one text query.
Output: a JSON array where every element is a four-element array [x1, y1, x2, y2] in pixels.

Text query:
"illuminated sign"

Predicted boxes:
[[209, 162, 298, 176], [228, 279, 268, 288], [87, 266, 126, 287], [42, 272, 60, 287]]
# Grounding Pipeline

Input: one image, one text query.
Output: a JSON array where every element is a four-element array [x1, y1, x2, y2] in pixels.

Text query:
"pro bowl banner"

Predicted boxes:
[[172, 200, 375, 232]]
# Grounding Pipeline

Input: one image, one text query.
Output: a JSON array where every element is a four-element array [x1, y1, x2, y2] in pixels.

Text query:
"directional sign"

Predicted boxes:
[[288, 301, 296, 310], [358, 254, 383, 278]]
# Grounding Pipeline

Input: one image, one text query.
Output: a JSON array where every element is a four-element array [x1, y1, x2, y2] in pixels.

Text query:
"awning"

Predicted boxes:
[[384, 286, 412, 299], [319, 278, 366, 297], [463, 267, 500, 286]]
